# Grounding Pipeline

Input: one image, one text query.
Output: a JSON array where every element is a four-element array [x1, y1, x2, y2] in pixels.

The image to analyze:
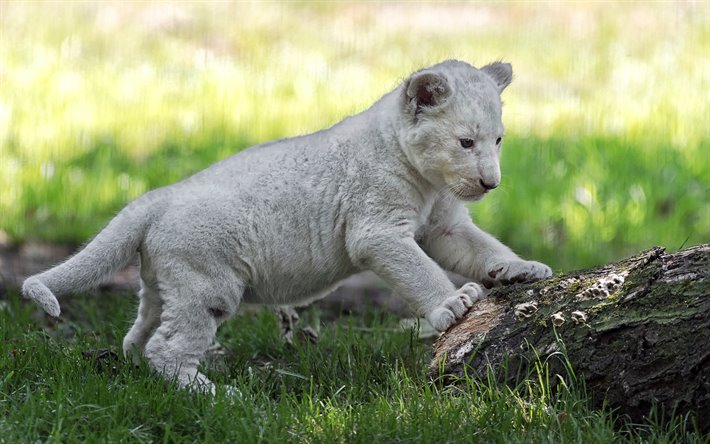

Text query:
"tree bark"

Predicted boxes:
[[431, 244, 710, 431]]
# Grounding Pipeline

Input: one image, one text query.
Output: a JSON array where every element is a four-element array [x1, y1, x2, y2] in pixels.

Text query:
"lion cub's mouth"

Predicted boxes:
[[451, 185, 487, 202]]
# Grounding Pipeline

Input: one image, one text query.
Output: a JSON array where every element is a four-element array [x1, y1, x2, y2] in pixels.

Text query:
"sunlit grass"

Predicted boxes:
[[1, 1, 708, 271], [1, 4, 707, 440], [2, 293, 704, 442]]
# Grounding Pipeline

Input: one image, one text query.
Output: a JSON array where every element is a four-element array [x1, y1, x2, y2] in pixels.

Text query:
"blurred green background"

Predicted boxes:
[[1, 1, 708, 271]]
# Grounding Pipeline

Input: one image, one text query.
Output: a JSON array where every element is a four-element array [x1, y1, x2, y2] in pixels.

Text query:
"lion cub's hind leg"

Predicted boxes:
[[123, 281, 162, 365], [142, 271, 243, 395], [275, 306, 319, 345]]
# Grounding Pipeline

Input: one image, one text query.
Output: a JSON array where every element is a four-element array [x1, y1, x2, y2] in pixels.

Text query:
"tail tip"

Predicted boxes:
[[22, 277, 61, 317]]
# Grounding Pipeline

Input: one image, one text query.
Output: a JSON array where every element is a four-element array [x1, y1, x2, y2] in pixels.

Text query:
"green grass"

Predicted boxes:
[[1, 293, 705, 443], [1, 1, 708, 271], [1, 2, 709, 441]]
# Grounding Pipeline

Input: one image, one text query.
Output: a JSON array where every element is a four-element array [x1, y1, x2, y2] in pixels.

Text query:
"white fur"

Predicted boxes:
[[22, 60, 552, 393]]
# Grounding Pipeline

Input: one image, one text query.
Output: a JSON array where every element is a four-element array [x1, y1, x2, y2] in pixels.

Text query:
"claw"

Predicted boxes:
[[482, 279, 496, 289], [513, 273, 527, 283], [488, 266, 503, 278]]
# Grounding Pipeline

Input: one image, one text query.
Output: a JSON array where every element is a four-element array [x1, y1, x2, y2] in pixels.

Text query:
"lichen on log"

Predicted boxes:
[[431, 244, 710, 430]]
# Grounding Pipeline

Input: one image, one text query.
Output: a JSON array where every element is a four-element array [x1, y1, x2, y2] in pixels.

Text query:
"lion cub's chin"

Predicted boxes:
[[459, 193, 486, 202], [450, 187, 488, 202], [465, 193, 486, 202]]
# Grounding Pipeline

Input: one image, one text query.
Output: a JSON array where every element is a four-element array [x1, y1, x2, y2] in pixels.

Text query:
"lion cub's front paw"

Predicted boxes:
[[427, 282, 483, 332], [482, 259, 552, 289]]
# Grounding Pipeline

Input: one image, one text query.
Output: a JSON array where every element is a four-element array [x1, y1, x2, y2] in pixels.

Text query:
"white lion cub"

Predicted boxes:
[[23, 60, 552, 393]]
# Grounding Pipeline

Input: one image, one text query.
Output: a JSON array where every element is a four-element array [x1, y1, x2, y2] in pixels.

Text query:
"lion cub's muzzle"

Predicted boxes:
[[479, 178, 498, 191]]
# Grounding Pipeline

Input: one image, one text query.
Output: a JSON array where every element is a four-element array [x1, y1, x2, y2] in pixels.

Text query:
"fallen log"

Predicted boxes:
[[431, 244, 709, 430]]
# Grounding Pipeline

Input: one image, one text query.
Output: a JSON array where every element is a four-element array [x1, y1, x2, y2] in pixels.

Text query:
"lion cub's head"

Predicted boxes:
[[400, 60, 512, 202]]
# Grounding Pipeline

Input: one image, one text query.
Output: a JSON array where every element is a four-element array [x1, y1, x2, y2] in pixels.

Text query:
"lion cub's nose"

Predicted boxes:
[[479, 179, 499, 191]]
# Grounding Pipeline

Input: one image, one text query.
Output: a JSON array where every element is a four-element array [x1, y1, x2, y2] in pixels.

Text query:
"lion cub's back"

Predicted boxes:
[[142, 135, 357, 300]]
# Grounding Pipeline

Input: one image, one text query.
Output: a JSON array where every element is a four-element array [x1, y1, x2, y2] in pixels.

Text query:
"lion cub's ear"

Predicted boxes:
[[481, 62, 513, 93], [405, 72, 452, 115]]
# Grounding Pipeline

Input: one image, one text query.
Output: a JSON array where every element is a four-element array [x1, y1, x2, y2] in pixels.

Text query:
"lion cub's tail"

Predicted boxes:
[[22, 198, 155, 317]]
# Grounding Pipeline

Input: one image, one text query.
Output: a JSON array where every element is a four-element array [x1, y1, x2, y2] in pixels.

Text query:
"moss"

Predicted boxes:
[[435, 245, 709, 431]]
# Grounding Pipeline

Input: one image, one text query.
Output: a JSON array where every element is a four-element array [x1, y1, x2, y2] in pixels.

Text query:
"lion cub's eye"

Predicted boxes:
[[459, 138, 474, 149], [496, 137, 502, 145]]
